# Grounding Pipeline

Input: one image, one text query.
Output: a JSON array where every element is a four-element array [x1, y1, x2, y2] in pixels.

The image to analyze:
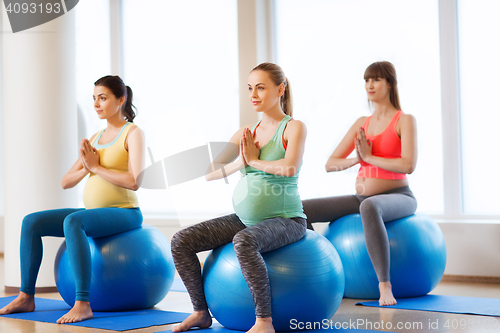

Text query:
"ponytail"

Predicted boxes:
[[94, 75, 137, 122], [252, 62, 292, 116], [122, 86, 136, 122], [281, 77, 293, 117]]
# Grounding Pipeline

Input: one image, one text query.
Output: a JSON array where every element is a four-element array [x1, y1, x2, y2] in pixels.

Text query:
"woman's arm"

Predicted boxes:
[[325, 117, 366, 172], [205, 126, 249, 181], [356, 114, 417, 174], [61, 133, 100, 189], [242, 120, 307, 177], [83, 126, 146, 191], [61, 155, 90, 189]]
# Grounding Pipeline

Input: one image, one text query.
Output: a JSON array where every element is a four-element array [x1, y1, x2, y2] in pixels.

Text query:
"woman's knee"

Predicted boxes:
[[171, 228, 197, 254], [233, 229, 258, 253], [62, 214, 84, 234], [359, 199, 380, 218], [21, 212, 48, 234]]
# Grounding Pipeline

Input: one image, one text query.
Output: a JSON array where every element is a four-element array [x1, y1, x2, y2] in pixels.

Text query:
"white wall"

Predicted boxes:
[[145, 219, 500, 278], [0, 0, 4, 248], [439, 223, 500, 277], [2, 6, 77, 288], [0, 218, 3, 254]]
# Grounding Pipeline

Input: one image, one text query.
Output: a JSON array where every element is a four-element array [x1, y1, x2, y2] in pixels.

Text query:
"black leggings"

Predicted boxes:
[[302, 186, 417, 282], [171, 214, 306, 318]]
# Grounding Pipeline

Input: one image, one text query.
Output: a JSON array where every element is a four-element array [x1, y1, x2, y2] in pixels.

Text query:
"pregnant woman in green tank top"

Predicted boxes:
[[171, 63, 307, 333]]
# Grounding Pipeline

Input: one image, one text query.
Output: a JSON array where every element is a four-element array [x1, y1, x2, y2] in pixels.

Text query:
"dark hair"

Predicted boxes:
[[94, 75, 136, 122], [364, 61, 401, 111], [251, 62, 293, 116]]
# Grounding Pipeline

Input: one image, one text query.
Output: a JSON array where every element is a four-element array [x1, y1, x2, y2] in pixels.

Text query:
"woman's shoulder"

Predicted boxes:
[[125, 124, 145, 143], [283, 118, 307, 143], [396, 112, 417, 135], [351, 116, 369, 129], [88, 129, 105, 144], [286, 118, 306, 131], [89, 132, 100, 142], [227, 124, 255, 144], [240, 123, 256, 131], [356, 115, 369, 123], [399, 112, 417, 126], [399, 111, 415, 120], [127, 123, 142, 134]]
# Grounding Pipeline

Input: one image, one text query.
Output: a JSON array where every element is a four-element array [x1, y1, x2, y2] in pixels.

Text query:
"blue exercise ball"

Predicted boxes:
[[202, 230, 345, 331], [54, 224, 175, 311], [322, 213, 446, 299]]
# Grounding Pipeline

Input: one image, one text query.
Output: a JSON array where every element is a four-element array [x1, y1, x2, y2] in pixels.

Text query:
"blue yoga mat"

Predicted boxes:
[[170, 278, 188, 292], [156, 322, 396, 333], [356, 294, 500, 317], [0, 296, 190, 331]]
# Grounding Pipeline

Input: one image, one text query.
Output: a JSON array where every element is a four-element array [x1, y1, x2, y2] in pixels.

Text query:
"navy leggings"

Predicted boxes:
[[20, 207, 142, 301], [171, 214, 306, 318], [303, 186, 417, 282]]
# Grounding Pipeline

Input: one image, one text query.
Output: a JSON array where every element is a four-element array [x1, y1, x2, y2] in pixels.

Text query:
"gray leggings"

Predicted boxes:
[[171, 214, 306, 318], [302, 186, 417, 282]]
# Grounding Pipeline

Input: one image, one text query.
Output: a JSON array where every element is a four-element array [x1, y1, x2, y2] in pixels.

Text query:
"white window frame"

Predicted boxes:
[[438, 0, 500, 223]]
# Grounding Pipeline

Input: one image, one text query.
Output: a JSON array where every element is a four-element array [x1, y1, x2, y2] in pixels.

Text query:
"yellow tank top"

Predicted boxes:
[[83, 122, 139, 209]]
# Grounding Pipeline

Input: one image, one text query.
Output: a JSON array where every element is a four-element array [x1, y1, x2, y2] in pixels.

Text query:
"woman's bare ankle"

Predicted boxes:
[[172, 310, 212, 332], [379, 281, 397, 306], [0, 292, 35, 315], [247, 317, 274, 333]]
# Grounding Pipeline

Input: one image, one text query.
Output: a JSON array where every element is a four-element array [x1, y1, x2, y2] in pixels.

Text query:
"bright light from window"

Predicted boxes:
[[75, 0, 112, 207], [275, 0, 443, 214], [75, 0, 112, 138], [122, 0, 239, 217], [458, 0, 500, 215]]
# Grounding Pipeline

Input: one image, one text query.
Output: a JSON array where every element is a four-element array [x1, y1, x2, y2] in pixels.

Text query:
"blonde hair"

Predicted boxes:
[[252, 62, 293, 116], [364, 61, 401, 110]]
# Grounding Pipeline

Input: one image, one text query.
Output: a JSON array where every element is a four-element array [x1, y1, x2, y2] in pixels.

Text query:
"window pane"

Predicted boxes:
[[122, 0, 239, 217], [76, 0, 112, 138], [75, 0, 112, 207], [275, 0, 443, 214], [458, 0, 500, 215]]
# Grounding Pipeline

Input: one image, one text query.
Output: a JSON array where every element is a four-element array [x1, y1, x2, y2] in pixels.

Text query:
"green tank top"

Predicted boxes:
[[232, 115, 306, 226]]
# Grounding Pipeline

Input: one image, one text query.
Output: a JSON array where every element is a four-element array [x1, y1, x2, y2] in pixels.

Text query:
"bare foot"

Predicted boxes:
[[56, 301, 93, 324], [172, 310, 212, 332], [0, 292, 35, 315], [379, 281, 397, 306], [247, 317, 275, 333]]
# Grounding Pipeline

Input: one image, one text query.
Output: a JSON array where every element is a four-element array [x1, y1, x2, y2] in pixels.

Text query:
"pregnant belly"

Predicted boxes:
[[232, 175, 286, 224], [355, 178, 409, 196]]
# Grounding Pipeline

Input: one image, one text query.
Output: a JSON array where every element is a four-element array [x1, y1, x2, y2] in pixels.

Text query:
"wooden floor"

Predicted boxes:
[[1, 256, 500, 333]]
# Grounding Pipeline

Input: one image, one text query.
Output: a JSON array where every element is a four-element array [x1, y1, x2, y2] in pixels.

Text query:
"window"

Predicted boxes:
[[121, 0, 239, 217], [275, 0, 444, 213], [75, 0, 112, 206], [75, 0, 112, 138], [458, 0, 500, 215]]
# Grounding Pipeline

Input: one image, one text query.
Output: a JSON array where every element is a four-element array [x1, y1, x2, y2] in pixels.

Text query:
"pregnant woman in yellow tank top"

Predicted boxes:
[[0, 76, 145, 324]]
